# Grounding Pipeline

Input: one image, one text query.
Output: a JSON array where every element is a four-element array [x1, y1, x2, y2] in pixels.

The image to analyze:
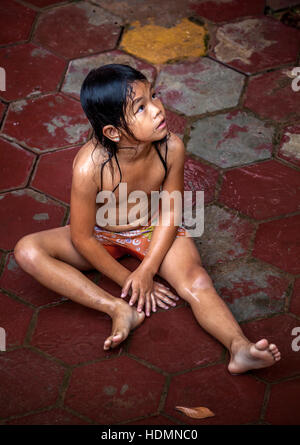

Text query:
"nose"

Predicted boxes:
[[150, 102, 161, 119]]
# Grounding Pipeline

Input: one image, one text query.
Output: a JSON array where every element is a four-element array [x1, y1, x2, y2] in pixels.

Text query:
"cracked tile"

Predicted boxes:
[[0, 0, 36, 45], [188, 110, 273, 168], [211, 16, 300, 74], [62, 50, 156, 100], [253, 214, 300, 274], [65, 356, 165, 424], [219, 160, 300, 220], [194, 205, 254, 268], [278, 123, 300, 167], [244, 68, 300, 122], [3, 94, 89, 152], [210, 258, 289, 322], [0, 138, 36, 191], [0, 188, 66, 250], [0, 43, 65, 102], [156, 58, 245, 116], [33, 2, 122, 59]]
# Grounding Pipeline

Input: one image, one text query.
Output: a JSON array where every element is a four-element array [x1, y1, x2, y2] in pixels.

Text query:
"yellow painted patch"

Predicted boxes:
[[120, 18, 207, 64]]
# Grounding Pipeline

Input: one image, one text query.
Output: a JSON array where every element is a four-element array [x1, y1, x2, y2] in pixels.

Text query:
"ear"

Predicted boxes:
[[102, 125, 120, 142]]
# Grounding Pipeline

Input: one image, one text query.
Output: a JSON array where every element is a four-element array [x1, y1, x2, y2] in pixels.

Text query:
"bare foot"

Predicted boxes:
[[103, 300, 145, 351], [228, 338, 281, 375]]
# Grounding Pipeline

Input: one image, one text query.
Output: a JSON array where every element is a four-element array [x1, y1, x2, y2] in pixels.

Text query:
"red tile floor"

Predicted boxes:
[[0, 0, 300, 425]]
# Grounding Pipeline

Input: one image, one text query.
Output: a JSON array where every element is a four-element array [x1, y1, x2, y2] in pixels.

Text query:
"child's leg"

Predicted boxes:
[[14, 225, 145, 350], [155, 235, 281, 374]]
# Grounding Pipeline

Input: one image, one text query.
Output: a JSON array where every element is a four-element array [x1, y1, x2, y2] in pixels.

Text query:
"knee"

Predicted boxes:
[[14, 235, 41, 273], [178, 264, 213, 299]]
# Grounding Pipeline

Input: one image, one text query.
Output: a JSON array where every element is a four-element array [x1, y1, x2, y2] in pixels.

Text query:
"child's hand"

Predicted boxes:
[[151, 282, 179, 313], [121, 266, 155, 317], [121, 267, 179, 316]]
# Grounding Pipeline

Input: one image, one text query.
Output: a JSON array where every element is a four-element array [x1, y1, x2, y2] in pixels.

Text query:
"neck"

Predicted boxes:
[[116, 140, 153, 163]]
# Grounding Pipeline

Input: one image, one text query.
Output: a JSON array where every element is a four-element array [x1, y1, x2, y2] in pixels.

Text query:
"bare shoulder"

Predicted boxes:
[[72, 139, 108, 189], [166, 132, 186, 165]]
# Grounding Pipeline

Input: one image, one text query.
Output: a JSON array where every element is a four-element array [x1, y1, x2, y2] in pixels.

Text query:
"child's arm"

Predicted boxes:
[[121, 134, 185, 311]]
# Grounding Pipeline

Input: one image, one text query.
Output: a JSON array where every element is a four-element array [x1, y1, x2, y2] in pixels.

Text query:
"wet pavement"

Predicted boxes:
[[0, 0, 300, 426]]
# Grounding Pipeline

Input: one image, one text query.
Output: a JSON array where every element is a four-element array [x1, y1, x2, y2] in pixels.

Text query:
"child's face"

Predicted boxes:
[[124, 80, 167, 143]]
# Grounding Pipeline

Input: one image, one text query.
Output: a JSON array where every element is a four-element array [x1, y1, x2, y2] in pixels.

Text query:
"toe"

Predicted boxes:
[[255, 339, 269, 351], [104, 337, 112, 350], [269, 343, 277, 352]]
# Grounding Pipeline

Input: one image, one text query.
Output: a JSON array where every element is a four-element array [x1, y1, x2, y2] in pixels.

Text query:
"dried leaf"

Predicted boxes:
[[175, 405, 215, 419]]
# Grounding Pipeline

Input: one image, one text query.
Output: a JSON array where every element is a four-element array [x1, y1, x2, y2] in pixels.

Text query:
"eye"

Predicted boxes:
[[152, 91, 157, 99], [137, 104, 145, 113]]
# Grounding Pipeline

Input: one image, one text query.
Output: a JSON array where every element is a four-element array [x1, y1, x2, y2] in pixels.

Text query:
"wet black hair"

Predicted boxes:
[[80, 63, 169, 193]]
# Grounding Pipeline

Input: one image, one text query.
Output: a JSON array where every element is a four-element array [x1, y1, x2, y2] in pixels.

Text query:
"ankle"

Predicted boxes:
[[229, 334, 249, 353]]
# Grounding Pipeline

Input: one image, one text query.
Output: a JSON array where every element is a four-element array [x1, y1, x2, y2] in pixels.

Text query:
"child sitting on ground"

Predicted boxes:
[[14, 64, 281, 374]]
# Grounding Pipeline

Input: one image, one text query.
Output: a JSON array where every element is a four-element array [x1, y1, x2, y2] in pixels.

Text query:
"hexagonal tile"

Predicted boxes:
[[3, 94, 90, 152], [277, 123, 300, 167], [0, 189, 66, 250], [189, 0, 265, 23], [33, 2, 122, 59], [165, 109, 187, 139], [265, 378, 300, 425], [31, 146, 80, 204], [266, 0, 300, 10], [253, 214, 300, 274], [31, 301, 121, 365], [219, 160, 300, 220], [188, 111, 273, 168], [0, 252, 66, 307], [210, 17, 300, 74], [244, 68, 300, 123], [120, 18, 207, 65], [0, 349, 65, 418], [156, 59, 245, 116], [289, 278, 300, 317], [0, 0, 36, 45], [0, 138, 36, 191], [184, 156, 219, 205], [0, 43, 66, 102], [0, 291, 33, 348], [164, 364, 266, 424], [209, 259, 289, 322], [61, 50, 156, 100], [0, 102, 6, 123], [240, 315, 300, 382], [6, 407, 89, 425], [26, 0, 68, 7], [65, 356, 165, 424], [194, 205, 254, 268], [128, 306, 223, 373], [94, 0, 191, 26]]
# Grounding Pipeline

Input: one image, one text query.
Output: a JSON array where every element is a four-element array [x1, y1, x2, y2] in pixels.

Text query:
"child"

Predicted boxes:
[[14, 64, 281, 374]]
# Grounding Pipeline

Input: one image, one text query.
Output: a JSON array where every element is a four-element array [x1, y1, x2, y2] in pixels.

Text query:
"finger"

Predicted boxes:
[[155, 286, 179, 301], [151, 293, 157, 313], [137, 290, 146, 313], [155, 298, 169, 310], [154, 291, 177, 307], [129, 286, 140, 306], [145, 293, 151, 317], [121, 279, 132, 298]]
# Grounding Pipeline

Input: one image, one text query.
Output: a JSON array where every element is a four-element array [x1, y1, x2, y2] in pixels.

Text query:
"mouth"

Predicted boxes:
[[156, 118, 166, 130]]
